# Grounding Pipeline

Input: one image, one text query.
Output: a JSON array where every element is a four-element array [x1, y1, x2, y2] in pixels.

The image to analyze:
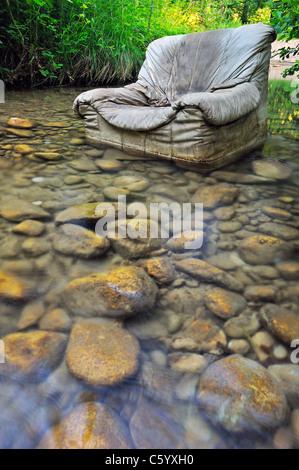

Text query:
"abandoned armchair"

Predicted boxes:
[[73, 23, 277, 171]]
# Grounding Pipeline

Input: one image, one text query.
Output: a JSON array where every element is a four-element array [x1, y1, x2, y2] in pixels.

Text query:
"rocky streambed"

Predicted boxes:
[[0, 86, 298, 449]]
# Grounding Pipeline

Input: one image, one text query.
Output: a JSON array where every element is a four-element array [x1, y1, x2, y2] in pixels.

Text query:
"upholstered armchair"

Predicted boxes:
[[73, 23, 276, 171]]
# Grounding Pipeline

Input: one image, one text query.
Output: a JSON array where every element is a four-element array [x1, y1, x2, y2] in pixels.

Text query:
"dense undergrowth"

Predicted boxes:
[[0, 0, 277, 88]]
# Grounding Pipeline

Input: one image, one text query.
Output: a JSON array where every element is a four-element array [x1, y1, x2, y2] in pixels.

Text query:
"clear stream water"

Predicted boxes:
[[0, 78, 298, 449]]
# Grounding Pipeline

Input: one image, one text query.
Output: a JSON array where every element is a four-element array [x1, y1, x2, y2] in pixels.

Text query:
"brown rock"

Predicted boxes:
[[260, 303, 299, 344], [184, 319, 227, 353], [197, 355, 289, 433], [146, 258, 175, 284], [1, 330, 67, 381], [13, 144, 35, 155], [39, 308, 72, 332], [175, 258, 243, 292], [238, 234, 293, 265], [38, 402, 133, 449], [12, 220, 46, 236], [63, 266, 158, 318], [7, 118, 36, 129], [53, 224, 110, 259], [192, 185, 238, 209], [66, 322, 139, 386], [277, 261, 299, 280], [17, 300, 45, 330], [0, 200, 50, 222], [6, 128, 35, 138], [204, 288, 246, 319], [0, 269, 29, 301]]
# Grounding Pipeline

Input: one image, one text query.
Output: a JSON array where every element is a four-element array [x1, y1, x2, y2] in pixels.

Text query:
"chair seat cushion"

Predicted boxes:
[[98, 102, 177, 131]]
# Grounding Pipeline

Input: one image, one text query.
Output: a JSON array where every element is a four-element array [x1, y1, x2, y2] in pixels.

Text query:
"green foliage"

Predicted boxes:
[[271, 0, 299, 78], [0, 0, 294, 87], [268, 79, 299, 139]]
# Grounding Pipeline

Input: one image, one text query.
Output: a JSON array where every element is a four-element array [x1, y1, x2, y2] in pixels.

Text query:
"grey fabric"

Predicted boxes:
[[73, 23, 276, 171]]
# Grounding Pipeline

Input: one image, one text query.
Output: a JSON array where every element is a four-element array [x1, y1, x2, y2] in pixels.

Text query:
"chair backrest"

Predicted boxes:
[[137, 23, 276, 102]]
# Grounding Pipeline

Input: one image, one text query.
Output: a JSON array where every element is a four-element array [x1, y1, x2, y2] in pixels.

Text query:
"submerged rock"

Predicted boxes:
[[0, 269, 29, 301], [259, 222, 299, 241], [238, 234, 293, 265], [7, 117, 36, 129], [53, 224, 110, 259], [0, 200, 50, 222], [192, 185, 238, 209], [6, 128, 35, 138], [95, 159, 124, 171], [13, 144, 35, 155], [55, 201, 122, 225], [1, 330, 67, 382], [197, 355, 289, 433], [260, 303, 299, 344], [175, 258, 243, 292], [252, 159, 292, 180], [130, 399, 184, 449], [204, 288, 246, 319], [184, 319, 227, 353], [39, 308, 72, 332], [146, 258, 175, 284], [268, 365, 299, 408], [12, 220, 46, 236], [276, 261, 299, 280], [17, 300, 45, 330], [38, 402, 133, 449], [63, 266, 158, 318], [66, 322, 139, 386]]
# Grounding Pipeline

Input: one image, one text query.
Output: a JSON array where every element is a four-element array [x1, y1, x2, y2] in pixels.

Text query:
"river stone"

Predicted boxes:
[[244, 285, 276, 301], [184, 319, 227, 353], [238, 234, 293, 265], [268, 365, 299, 408], [192, 185, 238, 209], [224, 311, 260, 338], [6, 128, 35, 138], [22, 237, 51, 257], [64, 175, 83, 185], [39, 308, 72, 332], [69, 159, 97, 171], [129, 400, 183, 449], [277, 261, 299, 280], [169, 353, 207, 374], [55, 202, 103, 225], [0, 269, 29, 301], [42, 122, 70, 128], [53, 224, 110, 258], [175, 258, 243, 292], [204, 288, 246, 319], [252, 159, 292, 180], [210, 170, 275, 184], [63, 266, 158, 318], [7, 117, 36, 129], [110, 219, 162, 259], [12, 219, 46, 236], [197, 355, 289, 433], [66, 322, 139, 387], [1, 330, 67, 382], [146, 258, 175, 284], [95, 159, 123, 171], [218, 221, 242, 233], [0, 199, 50, 222], [213, 206, 235, 221], [34, 152, 62, 161], [103, 186, 130, 200], [38, 402, 133, 449], [166, 230, 204, 252], [260, 303, 299, 344], [13, 144, 35, 154], [17, 300, 45, 330], [262, 206, 292, 221], [113, 175, 149, 192], [259, 222, 299, 241]]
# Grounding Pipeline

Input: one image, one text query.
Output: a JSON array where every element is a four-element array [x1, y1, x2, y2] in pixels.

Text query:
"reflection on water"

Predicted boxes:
[[0, 81, 298, 449]]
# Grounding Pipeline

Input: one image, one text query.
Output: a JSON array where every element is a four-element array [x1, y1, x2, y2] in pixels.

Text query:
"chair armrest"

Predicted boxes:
[[73, 85, 148, 118], [173, 82, 260, 125]]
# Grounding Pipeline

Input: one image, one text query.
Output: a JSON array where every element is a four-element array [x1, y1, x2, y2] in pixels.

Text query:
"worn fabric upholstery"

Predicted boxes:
[[73, 23, 276, 171]]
